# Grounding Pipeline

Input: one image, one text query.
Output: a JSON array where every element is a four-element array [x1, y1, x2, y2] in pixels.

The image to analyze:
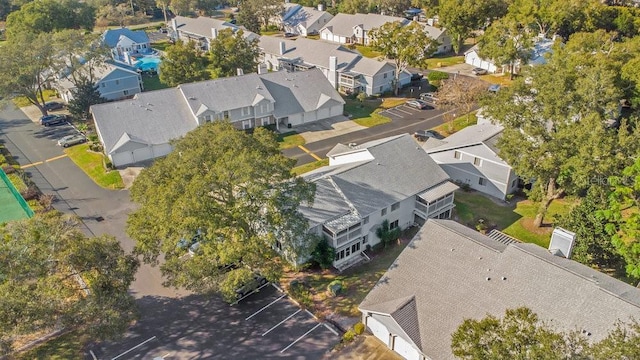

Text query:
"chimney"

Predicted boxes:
[[318, 4, 324, 11], [257, 63, 268, 75], [279, 41, 286, 55], [328, 56, 337, 89], [211, 27, 218, 39], [237, 68, 244, 76]]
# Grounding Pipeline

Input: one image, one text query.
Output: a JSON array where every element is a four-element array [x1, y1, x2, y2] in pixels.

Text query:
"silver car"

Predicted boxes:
[[57, 134, 87, 147]]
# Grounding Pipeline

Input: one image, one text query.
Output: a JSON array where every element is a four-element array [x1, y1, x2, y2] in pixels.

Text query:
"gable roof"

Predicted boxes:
[[420, 23, 446, 40], [102, 28, 150, 48], [424, 123, 504, 155], [282, 4, 331, 28], [360, 219, 640, 359], [301, 134, 451, 221], [172, 16, 258, 41], [91, 88, 197, 155], [56, 62, 139, 91], [322, 13, 408, 37]]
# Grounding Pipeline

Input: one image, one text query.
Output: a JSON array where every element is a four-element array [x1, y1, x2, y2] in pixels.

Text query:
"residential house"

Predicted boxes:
[[465, 36, 556, 74], [420, 23, 452, 55], [299, 135, 458, 270], [360, 219, 640, 360], [56, 62, 143, 103], [169, 16, 259, 51], [320, 13, 409, 45], [423, 122, 518, 200], [102, 28, 152, 62], [277, 3, 334, 36], [259, 36, 411, 95], [91, 68, 344, 167]]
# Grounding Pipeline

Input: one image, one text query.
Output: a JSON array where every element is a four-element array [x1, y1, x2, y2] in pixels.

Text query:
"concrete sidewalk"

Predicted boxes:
[[289, 115, 366, 144]]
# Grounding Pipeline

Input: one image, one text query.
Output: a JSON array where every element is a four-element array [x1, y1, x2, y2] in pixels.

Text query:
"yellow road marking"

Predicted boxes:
[[298, 145, 322, 161], [21, 154, 68, 169]]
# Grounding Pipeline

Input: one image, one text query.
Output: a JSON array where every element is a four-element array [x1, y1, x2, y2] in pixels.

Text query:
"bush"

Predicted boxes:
[[0, 154, 6, 165], [289, 281, 314, 309], [88, 134, 99, 143], [342, 329, 355, 343], [354, 322, 365, 335], [311, 238, 335, 269], [327, 280, 344, 297], [103, 157, 114, 170], [2, 165, 16, 174], [20, 185, 40, 201], [89, 143, 103, 152], [427, 71, 449, 82]]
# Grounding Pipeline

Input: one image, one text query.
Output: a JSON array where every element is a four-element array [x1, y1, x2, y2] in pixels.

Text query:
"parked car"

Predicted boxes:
[[177, 230, 203, 255], [414, 130, 441, 141], [488, 84, 501, 93], [57, 134, 87, 147], [284, 32, 297, 38], [406, 99, 432, 110], [472, 68, 488, 76], [419, 92, 438, 103], [43, 101, 64, 111], [40, 114, 67, 126], [236, 274, 268, 299]]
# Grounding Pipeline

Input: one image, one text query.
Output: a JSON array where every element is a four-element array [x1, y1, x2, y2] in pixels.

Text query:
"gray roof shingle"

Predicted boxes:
[[172, 16, 258, 41], [322, 13, 408, 37], [359, 219, 640, 359], [102, 28, 150, 47]]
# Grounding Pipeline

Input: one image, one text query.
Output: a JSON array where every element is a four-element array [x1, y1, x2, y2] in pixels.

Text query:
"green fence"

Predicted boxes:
[[0, 168, 34, 222]]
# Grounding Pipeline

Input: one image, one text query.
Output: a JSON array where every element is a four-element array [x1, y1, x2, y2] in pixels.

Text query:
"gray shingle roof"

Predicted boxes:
[[322, 13, 408, 37], [56, 62, 138, 91], [91, 88, 197, 155], [304, 134, 450, 218], [360, 219, 640, 360], [424, 123, 504, 154], [172, 16, 258, 41], [282, 4, 330, 28], [259, 36, 360, 71], [102, 28, 149, 48]]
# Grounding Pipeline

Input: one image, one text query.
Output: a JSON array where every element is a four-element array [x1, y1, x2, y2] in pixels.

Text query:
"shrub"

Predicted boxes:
[[0, 154, 6, 165], [38, 193, 56, 211], [311, 238, 335, 269], [88, 134, 99, 143], [103, 157, 114, 170], [342, 329, 355, 343], [2, 165, 16, 174], [327, 280, 344, 297], [289, 281, 314, 309], [427, 71, 449, 82], [354, 322, 365, 335], [356, 92, 367, 102], [20, 185, 40, 201], [89, 143, 103, 152]]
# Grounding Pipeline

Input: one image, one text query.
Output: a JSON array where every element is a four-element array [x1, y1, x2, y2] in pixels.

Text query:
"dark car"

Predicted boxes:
[[57, 133, 87, 147], [406, 99, 432, 110], [39, 114, 67, 126], [284, 32, 297, 38], [43, 101, 64, 111], [414, 130, 441, 141], [236, 274, 268, 299], [472, 68, 488, 76]]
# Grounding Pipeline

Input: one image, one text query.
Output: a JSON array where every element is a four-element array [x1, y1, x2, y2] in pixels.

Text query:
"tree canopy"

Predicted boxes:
[[439, 0, 508, 54], [127, 121, 316, 302], [0, 213, 139, 354], [159, 40, 210, 87], [208, 29, 260, 78], [5, 0, 95, 40], [479, 17, 534, 79], [370, 21, 439, 95], [237, 0, 282, 33]]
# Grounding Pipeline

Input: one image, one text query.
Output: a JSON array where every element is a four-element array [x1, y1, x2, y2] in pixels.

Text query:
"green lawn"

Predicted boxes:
[[454, 191, 575, 248], [277, 131, 305, 150], [292, 159, 329, 176], [345, 98, 404, 128], [425, 54, 464, 68], [16, 330, 88, 360], [151, 40, 171, 52], [13, 89, 58, 108], [480, 74, 513, 87], [355, 45, 382, 59], [304, 227, 420, 317], [64, 144, 125, 189], [433, 111, 478, 136], [142, 75, 169, 91]]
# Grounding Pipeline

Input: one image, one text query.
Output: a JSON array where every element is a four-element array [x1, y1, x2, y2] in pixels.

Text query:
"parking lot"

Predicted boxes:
[[89, 284, 341, 360], [379, 98, 451, 123]]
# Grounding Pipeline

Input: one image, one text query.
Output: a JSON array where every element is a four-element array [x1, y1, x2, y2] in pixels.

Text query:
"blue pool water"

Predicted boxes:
[[135, 56, 161, 71]]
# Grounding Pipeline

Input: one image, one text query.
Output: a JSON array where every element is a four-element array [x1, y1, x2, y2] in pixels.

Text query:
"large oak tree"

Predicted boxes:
[[127, 122, 315, 302], [208, 28, 260, 78], [159, 40, 210, 87]]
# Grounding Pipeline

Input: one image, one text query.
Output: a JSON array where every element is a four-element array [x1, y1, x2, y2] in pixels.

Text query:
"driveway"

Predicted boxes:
[[90, 284, 340, 359]]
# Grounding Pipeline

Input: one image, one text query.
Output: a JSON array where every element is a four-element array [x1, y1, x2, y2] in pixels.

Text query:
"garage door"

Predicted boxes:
[[111, 152, 134, 168], [132, 146, 153, 163], [393, 335, 422, 360], [366, 316, 390, 347], [317, 107, 330, 120]]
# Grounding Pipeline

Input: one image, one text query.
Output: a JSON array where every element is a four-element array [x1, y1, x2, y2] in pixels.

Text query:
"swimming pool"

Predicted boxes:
[[135, 56, 161, 71]]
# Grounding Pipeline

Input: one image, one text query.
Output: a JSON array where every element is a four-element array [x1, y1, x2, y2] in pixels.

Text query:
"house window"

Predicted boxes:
[[479, 177, 486, 186], [391, 202, 399, 211], [223, 111, 229, 119], [242, 120, 252, 129], [351, 242, 360, 254], [261, 117, 270, 126], [381, 208, 387, 216], [363, 216, 369, 224], [345, 247, 350, 257], [389, 220, 399, 229], [242, 106, 250, 116], [115, 80, 120, 85], [379, 86, 383, 92], [392, 70, 395, 76], [362, 235, 368, 244], [474, 157, 482, 166], [205, 115, 212, 122], [123, 90, 129, 95], [384, 73, 387, 79], [454, 151, 461, 160]]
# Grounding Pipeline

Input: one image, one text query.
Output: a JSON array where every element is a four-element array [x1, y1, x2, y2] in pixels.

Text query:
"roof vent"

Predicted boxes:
[[486, 277, 491, 281], [189, 97, 196, 100], [450, 248, 454, 251], [502, 276, 507, 280]]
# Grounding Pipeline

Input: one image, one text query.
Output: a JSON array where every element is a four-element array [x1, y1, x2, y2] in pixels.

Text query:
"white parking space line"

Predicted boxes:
[[246, 294, 287, 320], [385, 110, 404, 118], [262, 309, 301, 336], [324, 323, 339, 336], [111, 336, 157, 360], [271, 283, 284, 292], [231, 282, 272, 305], [395, 107, 413, 115], [281, 323, 323, 353]]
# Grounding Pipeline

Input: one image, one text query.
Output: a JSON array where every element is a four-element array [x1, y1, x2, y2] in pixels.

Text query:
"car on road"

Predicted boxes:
[[40, 114, 68, 126], [406, 99, 432, 110], [472, 68, 488, 76], [414, 130, 441, 141], [236, 274, 268, 299], [57, 133, 87, 147], [43, 101, 64, 111], [284, 32, 297, 38], [419, 92, 438, 103]]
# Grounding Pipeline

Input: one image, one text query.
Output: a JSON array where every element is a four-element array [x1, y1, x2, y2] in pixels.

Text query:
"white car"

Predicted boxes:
[[57, 134, 86, 147]]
